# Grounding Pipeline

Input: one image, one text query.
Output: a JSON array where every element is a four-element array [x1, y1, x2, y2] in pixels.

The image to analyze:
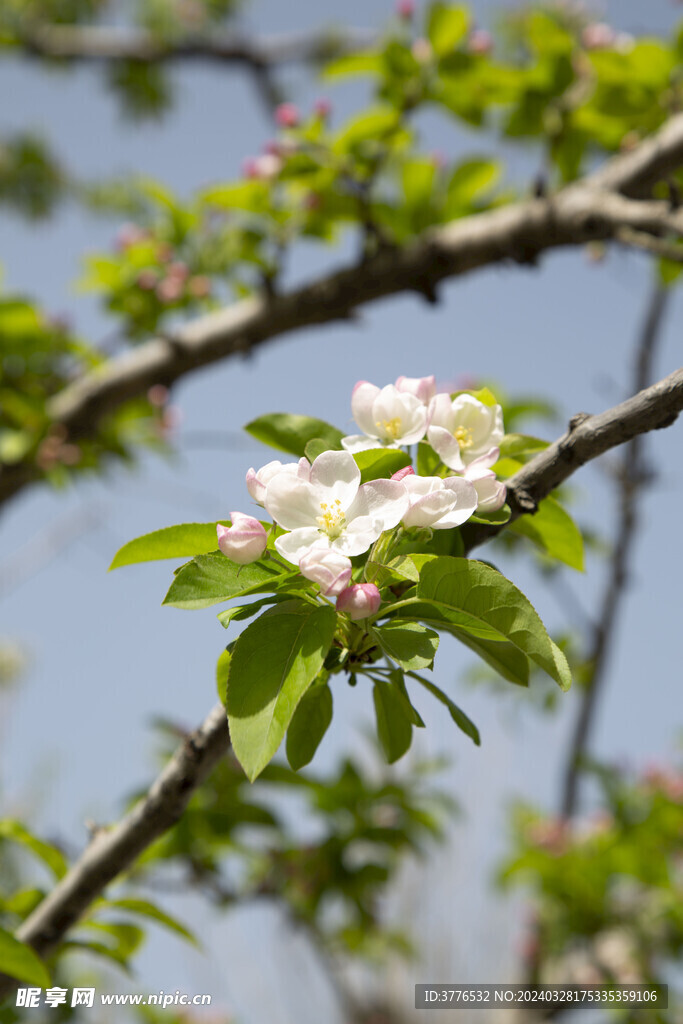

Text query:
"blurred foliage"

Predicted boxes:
[[0, 722, 453, 1011], [501, 763, 683, 1020]]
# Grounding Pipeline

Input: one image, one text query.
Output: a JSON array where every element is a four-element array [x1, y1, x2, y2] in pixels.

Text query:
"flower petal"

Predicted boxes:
[[347, 479, 409, 531], [341, 434, 385, 454], [309, 450, 360, 509], [351, 381, 381, 437], [427, 424, 466, 471], [275, 528, 328, 564], [265, 476, 320, 531], [334, 516, 383, 556]]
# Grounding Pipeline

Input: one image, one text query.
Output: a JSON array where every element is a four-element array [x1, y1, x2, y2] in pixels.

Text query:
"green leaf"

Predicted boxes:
[[428, 3, 470, 56], [409, 672, 480, 745], [334, 107, 401, 152], [0, 820, 67, 879], [163, 552, 292, 610], [305, 437, 337, 462], [0, 926, 51, 987], [286, 683, 333, 771], [372, 680, 413, 763], [417, 441, 442, 476], [245, 413, 343, 457], [217, 597, 276, 629], [100, 898, 198, 947], [216, 647, 231, 708], [446, 159, 500, 209], [227, 601, 337, 780], [353, 448, 411, 483], [373, 621, 439, 670], [395, 556, 570, 690], [497, 434, 549, 459], [469, 503, 511, 526], [509, 497, 585, 571], [109, 522, 228, 570], [323, 52, 382, 80]]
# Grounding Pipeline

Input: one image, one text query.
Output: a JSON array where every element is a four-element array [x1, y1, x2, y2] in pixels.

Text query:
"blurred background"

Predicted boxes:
[[1, 1, 682, 1021]]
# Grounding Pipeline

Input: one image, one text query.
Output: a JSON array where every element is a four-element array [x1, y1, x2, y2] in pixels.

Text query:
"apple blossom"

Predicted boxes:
[[394, 374, 436, 405], [461, 450, 507, 512], [299, 548, 353, 597], [336, 583, 381, 620], [217, 513, 268, 564], [275, 103, 300, 128], [468, 28, 493, 55], [427, 393, 504, 471], [264, 449, 408, 563], [402, 474, 477, 530], [246, 458, 310, 506], [341, 382, 428, 453], [391, 466, 415, 482]]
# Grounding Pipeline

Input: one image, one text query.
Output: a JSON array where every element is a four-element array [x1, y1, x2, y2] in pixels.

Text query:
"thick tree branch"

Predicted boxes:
[[0, 703, 229, 993], [0, 372, 680, 997], [2, 114, 683, 512], [20, 24, 375, 69]]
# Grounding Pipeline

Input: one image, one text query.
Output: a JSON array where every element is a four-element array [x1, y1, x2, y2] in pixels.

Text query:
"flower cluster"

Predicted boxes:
[[216, 375, 507, 619]]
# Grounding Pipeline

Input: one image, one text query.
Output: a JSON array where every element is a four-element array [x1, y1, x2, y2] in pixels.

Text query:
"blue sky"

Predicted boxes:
[[1, 1, 682, 1019]]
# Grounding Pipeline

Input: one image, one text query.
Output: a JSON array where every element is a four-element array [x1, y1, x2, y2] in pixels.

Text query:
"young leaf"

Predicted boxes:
[[0, 820, 67, 880], [226, 601, 337, 780], [244, 413, 343, 457], [427, 3, 470, 57], [216, 647, 231, 708], [409, 672, 480, 745], [109, 522, 227, 570], [163, 552, 292, 610], [100, 898, 198, 947], [0, 926, 51, 987], [353, 448, 411, 483], [373, 621, 439, 670], [395, 557, 571, 690], [508, 496, 585, 571], [217, 597, 277, 629], [286, 683, 333, 771], [373, 679, 413, 763]]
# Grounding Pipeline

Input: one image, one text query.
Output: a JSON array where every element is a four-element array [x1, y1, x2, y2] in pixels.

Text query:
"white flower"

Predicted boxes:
[[402, 474, 477, 530], [427, 393, 504, 471], [461, 450, 507, 512], [264, 449, 408, 564], [299, 548, 352, 597], [246, 458, 310, 506], [395, 374, 436, 405], [341, 382, 428, 453]]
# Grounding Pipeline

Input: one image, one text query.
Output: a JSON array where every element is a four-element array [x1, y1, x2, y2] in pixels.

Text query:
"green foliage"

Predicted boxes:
[[0, 927, 50, 987], [163, 551, 291, 610], [245, 413, 344, 457], [226, 601, 337, 780], [285, 682, 333, 770], [110, 521, 228, 569], [509, 495, 585, 571]]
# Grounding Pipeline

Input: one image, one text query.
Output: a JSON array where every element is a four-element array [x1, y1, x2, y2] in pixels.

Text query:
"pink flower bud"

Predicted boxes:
[[116, 222, 147, 251], [217, 513, 268, 565], [336, 583, 381, 620], [243, 153, 283, 181], [395, 374, 436, 404], [167, 261, 189, 281], [581, 22, 617, 50], [147, 384, 169, 407], [468, 29, 493, 56], [314, 98, 332, 120], [275, 103, 300, 128], [391, 465, 415, 482], [397, 0, 415, 19], [156, 277, 184, 303], [299, 548, 353, 597], [136, 269, 158, 291]]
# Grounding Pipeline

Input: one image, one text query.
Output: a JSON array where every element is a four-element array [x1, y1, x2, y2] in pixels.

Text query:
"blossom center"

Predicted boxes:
[[377, 417, 402, 440], [453, 425, 474, 450], [317, 499, 346, 539]]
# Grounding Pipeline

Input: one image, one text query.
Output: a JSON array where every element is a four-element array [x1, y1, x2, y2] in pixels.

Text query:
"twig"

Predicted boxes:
[[2, 113, 683, 511], [559, 284, 670, 819]]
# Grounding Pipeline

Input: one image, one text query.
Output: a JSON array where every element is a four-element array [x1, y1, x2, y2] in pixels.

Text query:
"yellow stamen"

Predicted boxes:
[[317, 498, 346, 539], [377, 417, 402, 441], [454, 425, 474, 450]]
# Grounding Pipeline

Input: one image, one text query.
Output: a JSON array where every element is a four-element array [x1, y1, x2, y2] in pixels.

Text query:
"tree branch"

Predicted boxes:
[[20, 23, 375, 69], [0, 703, 229, 996], [2, 114, 683, 509], [559, 285, 670, 819], [0, 371, 680, 996]]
